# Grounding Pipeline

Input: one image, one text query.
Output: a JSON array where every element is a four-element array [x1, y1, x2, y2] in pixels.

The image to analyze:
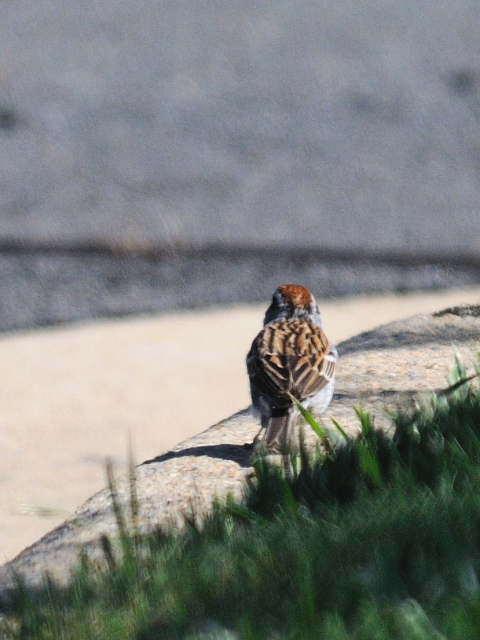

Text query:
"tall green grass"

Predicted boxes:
[[4, 362, 480, 639]]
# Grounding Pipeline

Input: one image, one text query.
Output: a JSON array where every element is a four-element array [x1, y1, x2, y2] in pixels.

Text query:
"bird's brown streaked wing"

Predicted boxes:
[[247, 319, 336, 403], [288, 348, 337, 399], [247, 344, 291, 402]]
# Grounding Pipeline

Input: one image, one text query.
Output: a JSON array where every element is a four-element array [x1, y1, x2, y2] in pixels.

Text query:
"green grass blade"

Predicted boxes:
[[331, 417, 350, 442], [289, 394, 327, 445], [354, 405, 373, 437], [355, 443, 383, 487]]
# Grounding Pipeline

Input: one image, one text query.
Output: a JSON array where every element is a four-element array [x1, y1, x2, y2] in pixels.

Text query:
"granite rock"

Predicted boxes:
[[1, 304, 479, 599]]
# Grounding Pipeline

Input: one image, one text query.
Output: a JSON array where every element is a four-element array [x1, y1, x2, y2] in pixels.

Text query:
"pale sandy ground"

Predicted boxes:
[[1, 287, 480, 563]]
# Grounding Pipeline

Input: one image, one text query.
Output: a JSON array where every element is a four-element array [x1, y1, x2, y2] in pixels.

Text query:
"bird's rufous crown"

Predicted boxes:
[[277, 284, 313, 308]]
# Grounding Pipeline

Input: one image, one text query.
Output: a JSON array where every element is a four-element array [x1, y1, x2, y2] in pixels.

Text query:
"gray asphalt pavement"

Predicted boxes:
[[1, 1, 480, 328], [0, 247, 478, 332]]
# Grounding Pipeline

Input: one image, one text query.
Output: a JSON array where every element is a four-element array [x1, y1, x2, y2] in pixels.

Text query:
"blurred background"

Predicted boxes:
[[2, 0, 480, 562], [0, 0, 479, 330]]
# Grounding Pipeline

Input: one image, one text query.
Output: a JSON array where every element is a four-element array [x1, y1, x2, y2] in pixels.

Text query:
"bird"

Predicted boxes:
[[246, 284, 337, 453]]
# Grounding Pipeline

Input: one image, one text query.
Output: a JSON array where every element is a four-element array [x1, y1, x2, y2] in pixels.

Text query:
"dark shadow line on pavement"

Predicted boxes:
[[1, 240, 480, 269]]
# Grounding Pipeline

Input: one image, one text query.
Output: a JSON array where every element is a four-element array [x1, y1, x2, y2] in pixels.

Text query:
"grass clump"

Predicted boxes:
[[5, 362, 480, 638]]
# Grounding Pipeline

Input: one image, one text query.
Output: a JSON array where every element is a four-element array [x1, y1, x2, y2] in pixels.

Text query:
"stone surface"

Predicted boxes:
[[1, 303, 480, 598], [2, 287, 480, 565]]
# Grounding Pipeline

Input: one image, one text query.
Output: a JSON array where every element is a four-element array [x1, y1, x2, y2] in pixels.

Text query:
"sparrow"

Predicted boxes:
[[247, 284, 337, 453]]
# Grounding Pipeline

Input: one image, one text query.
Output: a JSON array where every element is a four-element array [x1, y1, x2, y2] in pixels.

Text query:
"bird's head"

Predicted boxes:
[[263, 284, 322, 327]]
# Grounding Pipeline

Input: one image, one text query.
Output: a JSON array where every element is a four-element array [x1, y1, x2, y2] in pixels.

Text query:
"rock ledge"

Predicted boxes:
[[1, 305, 479, 597]]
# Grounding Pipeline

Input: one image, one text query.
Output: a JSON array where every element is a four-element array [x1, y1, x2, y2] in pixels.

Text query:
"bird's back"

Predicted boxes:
[[246, 318, 335, 407]]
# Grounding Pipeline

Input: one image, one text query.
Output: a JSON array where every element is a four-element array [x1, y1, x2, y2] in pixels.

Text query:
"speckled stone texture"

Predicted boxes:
[[1, 304, 480, 598]]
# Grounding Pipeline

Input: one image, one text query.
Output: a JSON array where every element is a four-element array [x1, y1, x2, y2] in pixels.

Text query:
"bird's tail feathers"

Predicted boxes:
[[261, 408, 297, 454]]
